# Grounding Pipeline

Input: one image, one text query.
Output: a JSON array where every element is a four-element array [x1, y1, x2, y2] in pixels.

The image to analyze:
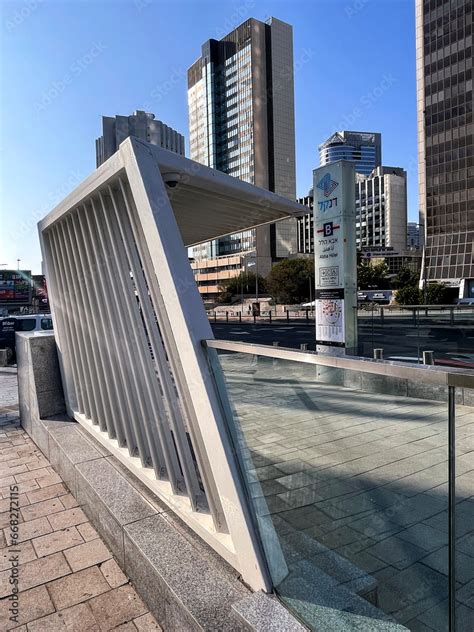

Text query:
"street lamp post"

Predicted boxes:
[[240, 256, 244, 311], [255, 255, 259, 303]]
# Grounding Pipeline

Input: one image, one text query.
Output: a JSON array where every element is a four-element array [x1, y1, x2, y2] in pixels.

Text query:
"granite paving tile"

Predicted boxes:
[[89, 585, 148, 630], [31, 526, 84, 557], [0, 551, 70, 597], [47, 566, 112, 610], [0, 585, 55, 630], [64, 537, 112, 572]]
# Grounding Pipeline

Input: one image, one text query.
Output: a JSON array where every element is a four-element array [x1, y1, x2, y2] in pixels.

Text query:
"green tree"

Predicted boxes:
[[216, 272, 266, 304], [357, 261, 390, 290], [394, 266, 419, 289], [266, 258, 314, 304]]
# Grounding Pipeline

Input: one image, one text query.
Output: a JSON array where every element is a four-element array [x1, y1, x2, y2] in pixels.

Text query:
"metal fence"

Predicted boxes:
[[204, 339, 474, 631]]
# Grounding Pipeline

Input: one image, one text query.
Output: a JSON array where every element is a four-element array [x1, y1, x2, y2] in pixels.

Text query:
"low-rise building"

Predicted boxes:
[[190, 253, 249, 303], [360, 246, 422, 275]]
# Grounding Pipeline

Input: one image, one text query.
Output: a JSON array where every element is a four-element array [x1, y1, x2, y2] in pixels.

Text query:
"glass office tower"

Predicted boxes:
[[188, 17, 297, 294], [319, 131, 382, 176], [416, 0, 474, 291]]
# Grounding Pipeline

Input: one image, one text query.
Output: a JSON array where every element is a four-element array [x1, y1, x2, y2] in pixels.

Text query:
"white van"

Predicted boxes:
[[0, 314, 53, 362]]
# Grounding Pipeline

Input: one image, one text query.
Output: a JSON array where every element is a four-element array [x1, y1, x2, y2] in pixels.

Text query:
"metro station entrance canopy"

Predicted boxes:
[[38, 137, 303, 591]]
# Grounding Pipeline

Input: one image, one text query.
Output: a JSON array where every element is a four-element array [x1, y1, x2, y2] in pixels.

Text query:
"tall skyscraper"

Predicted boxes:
[[319, 131, 382, 176], [187, 17, 297, 298], [416, 0, 473, 291], [96, 110, 185, 167]]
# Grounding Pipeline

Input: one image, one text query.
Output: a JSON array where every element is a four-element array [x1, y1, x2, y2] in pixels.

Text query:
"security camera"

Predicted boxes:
[[162, 172, 181, 188]]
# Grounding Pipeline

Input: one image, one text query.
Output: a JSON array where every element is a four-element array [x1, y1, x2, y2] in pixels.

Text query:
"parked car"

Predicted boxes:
[[0, 314, 53, 363]]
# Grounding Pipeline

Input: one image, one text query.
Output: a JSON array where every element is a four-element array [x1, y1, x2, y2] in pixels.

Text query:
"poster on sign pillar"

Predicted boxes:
[[313, 160, 358, 355]]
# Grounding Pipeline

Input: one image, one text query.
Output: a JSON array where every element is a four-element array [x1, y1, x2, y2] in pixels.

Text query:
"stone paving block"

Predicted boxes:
[[77, 521, 99, 542], [0, 539, 37, 571], [89, 585, 148, 630], [376, 562, 448, 619], [20, 497, 64, 522], [36, 471, 62, 488], [100, 558, 128, 588], [3, 516, 52, 545], [47, 507, 87, 531], [14, 467, 50, 483], [422, 546, 474, 584], [47, 565, 111, 610], [112, 622, 136, 631], [26, 483, 68, 504], [26, 611, 67, 631], [0, 509, 23, 530], [0, 551, 70, 597], [456, 578, 474, 608], [59, 602, 99, 632], [64, 537, 112, 572], [60, 493, 78, 509], [0, 475, 16, 488], [26, 455, 51, 471], [396, 523, 447, 552], [0, 584, 55, 630], [0, 478, 38, 497], [133, 612, 163, 631], [32, 526, 84, 558], [366, 536, 427, 570]]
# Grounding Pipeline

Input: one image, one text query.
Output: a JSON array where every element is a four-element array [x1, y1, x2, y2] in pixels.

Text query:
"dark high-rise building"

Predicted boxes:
[[95, 110, 185, 167], [416, 0, 473, 291], [187, 17, 297, 297], [319, 131, 382, 176]]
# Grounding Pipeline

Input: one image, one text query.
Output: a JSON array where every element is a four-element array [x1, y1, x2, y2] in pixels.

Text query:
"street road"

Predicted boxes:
[[211, 316, 474, 367]]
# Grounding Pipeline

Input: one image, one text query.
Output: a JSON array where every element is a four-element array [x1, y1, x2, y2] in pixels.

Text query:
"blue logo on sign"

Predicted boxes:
[[316, 173, 339, 197]]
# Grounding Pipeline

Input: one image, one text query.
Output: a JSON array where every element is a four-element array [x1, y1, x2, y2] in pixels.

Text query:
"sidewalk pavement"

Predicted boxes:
[[0, 369, 162, 631]]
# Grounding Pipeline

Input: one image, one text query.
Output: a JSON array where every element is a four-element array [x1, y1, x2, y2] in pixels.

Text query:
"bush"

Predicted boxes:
[[396, 282, 450, 305], [216, 271, 265, 304], [426, 282, 450, 305], [396, 285, 423, 305]]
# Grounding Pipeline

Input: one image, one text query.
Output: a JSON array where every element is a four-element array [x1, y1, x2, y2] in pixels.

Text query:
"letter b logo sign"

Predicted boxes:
[[323, 222, 333, 237]]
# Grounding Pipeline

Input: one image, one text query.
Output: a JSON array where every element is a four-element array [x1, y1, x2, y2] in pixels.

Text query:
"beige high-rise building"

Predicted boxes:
[[187, 17, 297, 299]]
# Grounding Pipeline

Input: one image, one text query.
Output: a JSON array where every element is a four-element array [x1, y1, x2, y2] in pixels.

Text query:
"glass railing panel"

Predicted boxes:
[[208, 348, 451, 631], [455, 387, 474, 631]]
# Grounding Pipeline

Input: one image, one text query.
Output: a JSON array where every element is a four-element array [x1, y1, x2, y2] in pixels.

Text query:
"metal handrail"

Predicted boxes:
[[203, 339, 474, 389]]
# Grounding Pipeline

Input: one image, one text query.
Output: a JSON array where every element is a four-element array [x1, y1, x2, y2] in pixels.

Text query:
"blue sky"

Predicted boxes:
[[1, 0, 417, 273]]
